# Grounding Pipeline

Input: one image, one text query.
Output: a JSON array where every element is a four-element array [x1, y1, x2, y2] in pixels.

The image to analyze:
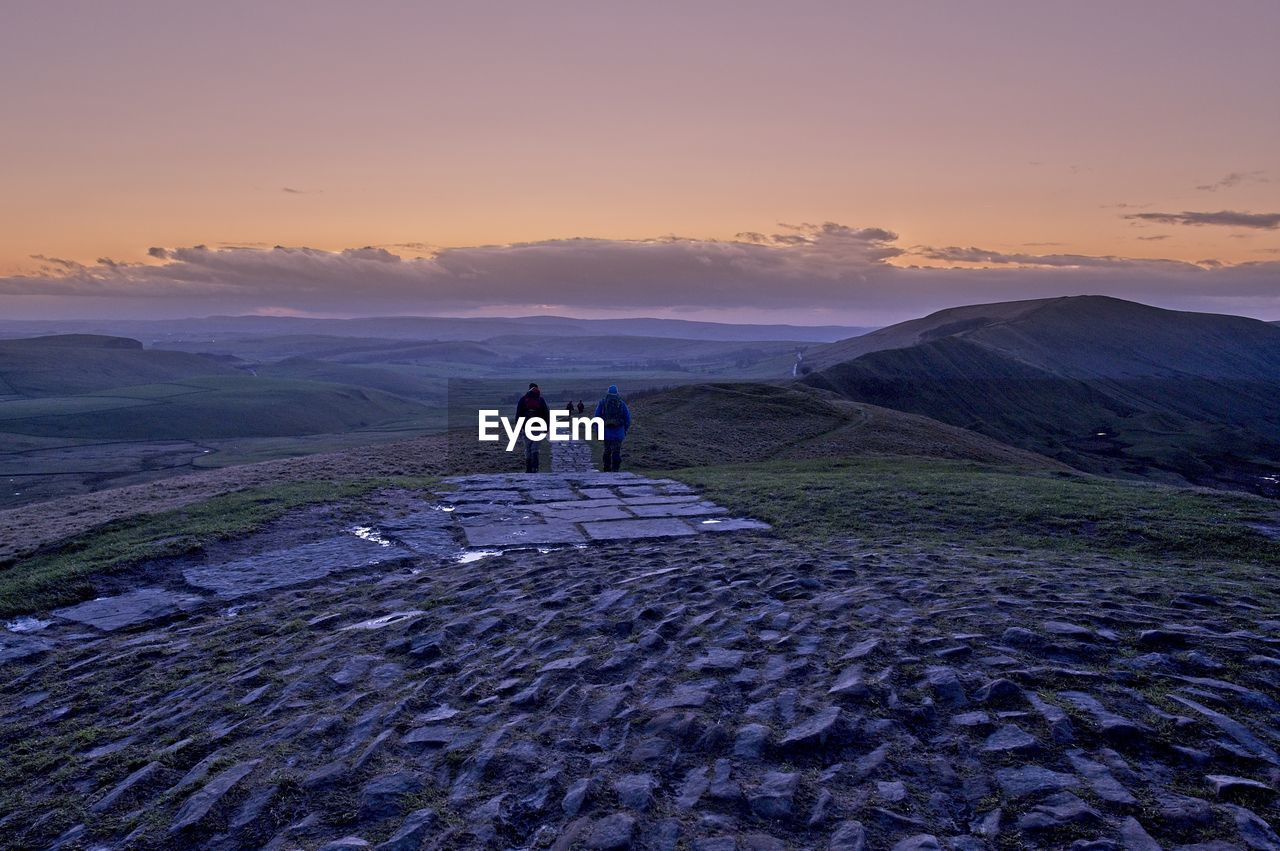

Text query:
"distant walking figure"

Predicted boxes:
[[593, 384, 631, 472], [516, 382, 550, 473], [576, 400, 585, 416], [566, 401, 575, 418]]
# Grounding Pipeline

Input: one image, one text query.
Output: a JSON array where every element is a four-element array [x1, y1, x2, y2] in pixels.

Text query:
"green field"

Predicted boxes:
[[0, 376, 434, 440], [670, 456, 1280, 570]]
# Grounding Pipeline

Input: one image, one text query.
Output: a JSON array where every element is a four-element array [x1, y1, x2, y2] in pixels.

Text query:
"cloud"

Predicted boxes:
[[909, 245, 1184, 269], [281, 187, 322, 194], [1136, 235, 1170, 241], [1196, 171, 1268, 192], [3, 223, 1279, 323], [1123, 210, 1280, 229]]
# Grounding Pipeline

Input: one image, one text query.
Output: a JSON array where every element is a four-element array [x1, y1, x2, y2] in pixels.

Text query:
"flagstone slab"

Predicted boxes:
[[582, 518, 696, 540], [54, 588, 204, 632], [527, 488, 582, 503], [443, 490, 523, 504], [621, 494, 702, 506], [184, 536, 409, 599], [530, 498, 623, 512], [537, 506, 634, 523], [462, 521, 585, 547], [627, 502, 729, 519]]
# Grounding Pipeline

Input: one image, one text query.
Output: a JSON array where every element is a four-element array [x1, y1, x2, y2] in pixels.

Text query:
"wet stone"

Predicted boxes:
[[0, 633, 55, 664], [690, 648, 746, 671], [1016, 792, 1102, 833], [359, 771, 424, 821], [780, 705, 846, 752], [995, 765, 1080, 799], [170, 760, 260, 833], [749, 771, 800, 820], [983, 725, 1039, 755], [614, 774, 655, 811], [587, 812, 637, 850], [54, 588, 202, 631], [1206, 774, 1274, 799], [184, 537, 408, 598], [829, 821, 868, 851], [463, 521, 585, 547], [925, 666, 968, 707], [583, 518, 696, 540], [734, 724, 771, 760]]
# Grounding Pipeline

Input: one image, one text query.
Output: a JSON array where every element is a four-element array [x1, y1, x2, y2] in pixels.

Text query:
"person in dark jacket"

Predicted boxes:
[[515, 383, 550, 473], [576, 400, 585, 416], [593, 384, 631, 472]]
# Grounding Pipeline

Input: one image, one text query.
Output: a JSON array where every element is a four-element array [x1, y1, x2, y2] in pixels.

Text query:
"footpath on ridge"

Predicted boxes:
[[0, 444, 1278, 850]]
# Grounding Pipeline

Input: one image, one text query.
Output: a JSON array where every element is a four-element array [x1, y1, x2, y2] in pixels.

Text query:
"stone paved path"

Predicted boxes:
[[551, 437, 596, 474], [2, 478, 1279, 850]]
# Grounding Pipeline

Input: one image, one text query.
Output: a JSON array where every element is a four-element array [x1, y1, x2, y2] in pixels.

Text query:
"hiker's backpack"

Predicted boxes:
[[602, 395, 625, 429]]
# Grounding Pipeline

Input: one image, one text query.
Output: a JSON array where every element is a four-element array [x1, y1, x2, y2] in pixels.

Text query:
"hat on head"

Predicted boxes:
[[529, 382, 539, 389], [607, 384, 619, 394]]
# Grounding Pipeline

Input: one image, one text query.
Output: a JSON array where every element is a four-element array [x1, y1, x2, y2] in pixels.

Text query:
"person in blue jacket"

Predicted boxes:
[[593, 384, 631, 472]]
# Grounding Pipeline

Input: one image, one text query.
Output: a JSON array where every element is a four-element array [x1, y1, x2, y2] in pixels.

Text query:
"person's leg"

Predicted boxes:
[[524, 437, 540, 473], [602, 439, 618, 472], [613, 441, 622, 471]]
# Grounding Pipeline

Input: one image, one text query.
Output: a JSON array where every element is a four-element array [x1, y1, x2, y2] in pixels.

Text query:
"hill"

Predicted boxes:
[[254, 357, 441, 400], [804, 296, 1280, 492], [620, 382, 1064, 470], [0, 376, 430, 441], [0, 334, 238, 396]]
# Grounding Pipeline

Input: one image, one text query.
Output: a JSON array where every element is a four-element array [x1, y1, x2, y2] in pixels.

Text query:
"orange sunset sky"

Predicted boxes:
[[1, 1, 1277, 323]]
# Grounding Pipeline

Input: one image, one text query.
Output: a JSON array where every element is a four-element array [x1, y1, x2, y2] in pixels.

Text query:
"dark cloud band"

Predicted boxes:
[[3, 223, 1278, 320]]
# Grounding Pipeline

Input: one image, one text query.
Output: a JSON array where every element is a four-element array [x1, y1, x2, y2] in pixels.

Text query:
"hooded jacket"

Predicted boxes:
[[593, 385, 631, 442], [516, 387, 550, 423]]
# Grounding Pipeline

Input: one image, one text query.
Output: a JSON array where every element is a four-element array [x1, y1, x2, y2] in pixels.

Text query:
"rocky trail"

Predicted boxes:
[[2, 454, 1280, 849]]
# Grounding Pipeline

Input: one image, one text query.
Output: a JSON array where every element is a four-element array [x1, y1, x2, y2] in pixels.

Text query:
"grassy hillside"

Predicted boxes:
[[808, 295, 1280, 375], [620, 382, 1063, 470], [0, 334, 238, 396], [669, 456, 1280, 571], [255, 357, 442, 400], [804, 296, 1280, 493], [0, 375, 431, 440]]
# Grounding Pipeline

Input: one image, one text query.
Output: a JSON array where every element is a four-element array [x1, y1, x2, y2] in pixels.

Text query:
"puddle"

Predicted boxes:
[[350, 525, 394, 547], [6, 616, 53, 633], [221, 604, 250, 619], [457, 549, 503, 564], [701, 519, 722, 525], [342, 611, 423, 631]]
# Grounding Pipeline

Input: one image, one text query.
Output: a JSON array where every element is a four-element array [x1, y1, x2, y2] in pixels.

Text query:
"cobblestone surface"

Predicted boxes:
[[1, 475, 1278, 849]]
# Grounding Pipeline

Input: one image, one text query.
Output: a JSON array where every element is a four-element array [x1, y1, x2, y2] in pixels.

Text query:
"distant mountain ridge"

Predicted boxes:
[[804, 296, 1280, 494], [0, 315, 871, 344], [0, 334, 239, 396]]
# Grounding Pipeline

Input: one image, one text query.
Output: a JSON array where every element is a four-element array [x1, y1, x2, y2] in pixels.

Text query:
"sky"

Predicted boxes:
[[1, 0, 1277, 325]]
